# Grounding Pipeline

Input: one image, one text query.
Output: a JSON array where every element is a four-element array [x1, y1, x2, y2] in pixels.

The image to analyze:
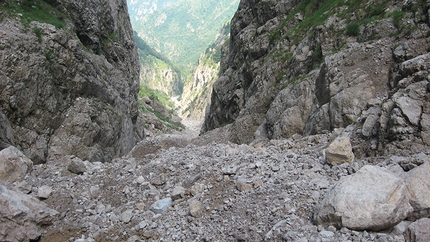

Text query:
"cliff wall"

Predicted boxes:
[[0, 0, 144, 163], [202, 0, 430, 156]]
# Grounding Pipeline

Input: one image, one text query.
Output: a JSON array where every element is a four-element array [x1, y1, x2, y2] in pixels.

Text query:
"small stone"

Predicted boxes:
[[96, 204, 106, 214], [150, 173, 166, 186], [319, 230, 335, 238], [190, 183, 205, 196], [37, 185, 52, 199], [392, 221, 412, 235], [138, 220, 148, 229], [189, 199, 203, 217], [68, 157, 87, 174], [327, 226, 337, 232], [236, 179, 253, 192], [311, 191, 320, 200], [135, 203, 145, 211], [121, 209, 134, 223], [127, 235, 141, 242], [171, 186, 185, 200], [271, 165, 280, 172], [253, 178, 263, 188], [135, 176, 145, 184], [149, 198, 172, 214], [223, 165, 238, 175]]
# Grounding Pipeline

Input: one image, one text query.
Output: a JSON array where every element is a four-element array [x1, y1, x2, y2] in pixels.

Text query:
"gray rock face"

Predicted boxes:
[[0, 181, 58, 242], [314, 165, 412, 231], [0, 0, 143, 163], [0, 146, 33, 183], [201, 0, 430, 157]]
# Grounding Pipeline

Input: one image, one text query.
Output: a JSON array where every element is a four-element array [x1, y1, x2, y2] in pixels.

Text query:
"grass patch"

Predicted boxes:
[[140, 104, 184, 131], [138, 84, 176, 109], [0, 0, 65, 28], [33, 27, 44, 42], [268, 0, 392, 44], [345, 22, 360, 36], [389, 10, 406, 29], [44, 50, 54, 61]]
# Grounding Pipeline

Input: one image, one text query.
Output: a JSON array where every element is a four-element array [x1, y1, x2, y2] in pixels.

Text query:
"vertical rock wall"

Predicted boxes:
[[0, 0, 143, 163], [202, 0, 430, 155]]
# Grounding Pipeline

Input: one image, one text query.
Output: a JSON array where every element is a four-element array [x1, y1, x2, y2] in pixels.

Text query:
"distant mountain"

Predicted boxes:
[[128, 0, 177, 22], [127, 0, 239, 71]]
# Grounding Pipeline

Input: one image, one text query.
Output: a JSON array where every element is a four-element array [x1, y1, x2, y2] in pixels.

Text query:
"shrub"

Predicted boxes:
[[33, 27, 44, 42], [390, 10, 405, 29], [345, 22, 360, 36]]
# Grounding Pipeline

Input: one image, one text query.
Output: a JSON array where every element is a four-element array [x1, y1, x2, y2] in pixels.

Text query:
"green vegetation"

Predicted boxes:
[[345, 22, 360, 36], [33, 27, 44, 42], [269, 0, 400, 44], [389, 10, 405, 29], [129, 0, 239, 70], [138, 84, 176, 109], [0, 0, 65, 28], [139, 103, 185, 131], [134, 32, 182, 75], [44, 50, 53, 61]]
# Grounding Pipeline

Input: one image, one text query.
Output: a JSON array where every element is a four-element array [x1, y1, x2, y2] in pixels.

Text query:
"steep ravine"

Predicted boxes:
[[1, 0, 430, 241]]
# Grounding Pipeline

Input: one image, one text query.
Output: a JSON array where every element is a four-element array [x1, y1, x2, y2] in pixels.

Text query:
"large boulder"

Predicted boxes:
[[314, 165, 412, 231], [0, 181, 58, 242], [405, 161, 430, 220], [0, 146, 33, 183]]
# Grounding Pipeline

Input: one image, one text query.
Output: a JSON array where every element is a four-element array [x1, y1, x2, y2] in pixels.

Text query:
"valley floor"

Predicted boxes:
[[22, 123, 421, 242]]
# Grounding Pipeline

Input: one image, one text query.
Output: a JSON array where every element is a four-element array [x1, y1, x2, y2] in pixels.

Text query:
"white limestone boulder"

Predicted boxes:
[[314, 165, 412, 231]]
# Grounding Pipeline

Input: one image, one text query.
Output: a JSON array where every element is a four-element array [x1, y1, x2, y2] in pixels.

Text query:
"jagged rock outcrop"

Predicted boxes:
[[0, 0, 143, 163], [202, 0, 430, 156]]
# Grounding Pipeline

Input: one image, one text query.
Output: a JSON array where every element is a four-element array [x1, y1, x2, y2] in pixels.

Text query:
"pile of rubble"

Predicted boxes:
[[1, 125, 429, 241]]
